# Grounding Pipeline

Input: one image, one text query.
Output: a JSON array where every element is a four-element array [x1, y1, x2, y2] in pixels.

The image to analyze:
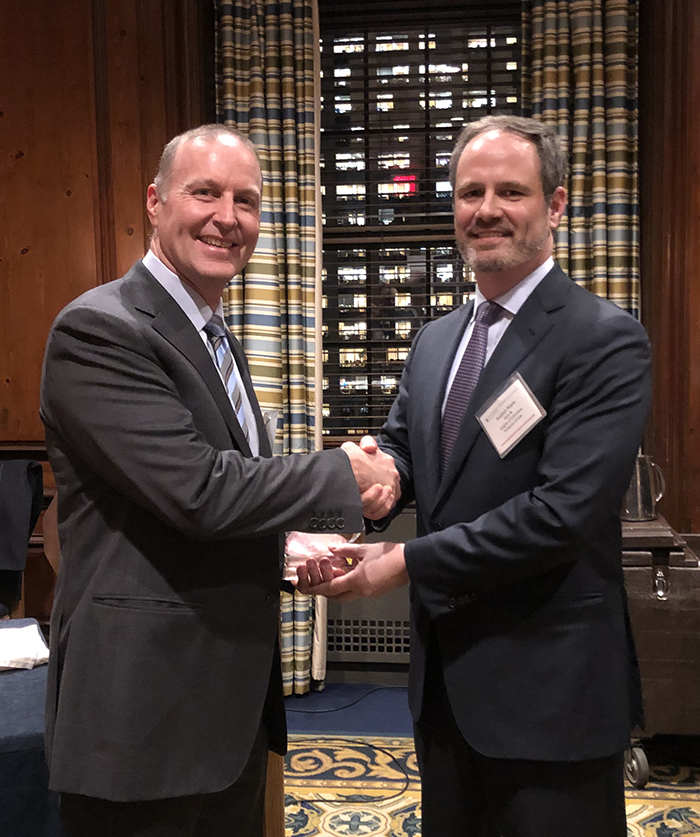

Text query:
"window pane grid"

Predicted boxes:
[[320, 8, 521, 441]]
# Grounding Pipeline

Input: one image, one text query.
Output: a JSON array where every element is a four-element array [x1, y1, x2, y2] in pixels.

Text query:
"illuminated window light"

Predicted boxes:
[[380, 265, 409, 283], [336, 184, 366, 200], [376, 41, 409, 52], [379, 153, 411, 169], [339, 293, 367, 309], [335, 152, 365, 172], [334, 38, 364, 54], [378, 181, 414, 198], [338, 266, 367, 283], [373, 375, 398, 394], [436, 181, 452, 197], [339, 375, 369, 393], [339, 321, 367, 339], [339, 348, 367, 367], [387, 347, 409, 362], [334, 95, 352, 113]]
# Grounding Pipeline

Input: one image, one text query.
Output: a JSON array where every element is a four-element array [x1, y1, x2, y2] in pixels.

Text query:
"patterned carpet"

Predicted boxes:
[[284, 735, 700, 836]]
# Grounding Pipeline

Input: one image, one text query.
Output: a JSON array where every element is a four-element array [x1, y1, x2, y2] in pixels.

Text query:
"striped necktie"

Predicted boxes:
[[203, 314, 250, 443], [440, 300, 502, 473]]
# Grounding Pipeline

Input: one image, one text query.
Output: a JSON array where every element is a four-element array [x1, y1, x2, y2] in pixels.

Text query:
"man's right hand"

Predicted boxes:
[[341, 436, 400, 520]]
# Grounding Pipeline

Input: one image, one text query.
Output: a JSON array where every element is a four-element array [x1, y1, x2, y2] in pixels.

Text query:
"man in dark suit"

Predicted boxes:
[[40, 123, 399, 837], [297, 116, 651, 836]]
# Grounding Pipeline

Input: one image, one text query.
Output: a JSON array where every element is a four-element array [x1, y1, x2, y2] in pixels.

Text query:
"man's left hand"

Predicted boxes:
[[295, 541, 408, 602]]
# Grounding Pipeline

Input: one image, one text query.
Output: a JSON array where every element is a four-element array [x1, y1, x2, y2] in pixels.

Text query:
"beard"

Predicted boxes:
[[459, 229, 550, 274]]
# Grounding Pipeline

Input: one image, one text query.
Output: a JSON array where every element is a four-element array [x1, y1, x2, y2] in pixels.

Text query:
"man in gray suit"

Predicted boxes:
[[40, 124, 398, 837], [298, 116, 651, 836]]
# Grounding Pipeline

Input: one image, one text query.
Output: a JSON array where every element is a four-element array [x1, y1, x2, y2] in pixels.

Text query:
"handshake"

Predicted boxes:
[[342, 435, 400, 520]]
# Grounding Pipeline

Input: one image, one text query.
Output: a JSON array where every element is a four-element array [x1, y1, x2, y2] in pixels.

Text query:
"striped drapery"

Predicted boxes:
[[521, 0, 639, 315], [216, 0, 322, 695]]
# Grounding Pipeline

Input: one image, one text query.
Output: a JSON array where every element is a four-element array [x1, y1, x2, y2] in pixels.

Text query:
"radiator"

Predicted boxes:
[[326, 509, 415, 664]]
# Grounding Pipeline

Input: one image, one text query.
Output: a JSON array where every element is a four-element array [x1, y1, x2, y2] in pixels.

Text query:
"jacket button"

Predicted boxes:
[[336, 517, 345, 529], [327, 518, 336, 529], [265, 594, 277, 610], [309, 518, 318, 529], [448, 598, 456, 610], [318, 518, 327, 530]]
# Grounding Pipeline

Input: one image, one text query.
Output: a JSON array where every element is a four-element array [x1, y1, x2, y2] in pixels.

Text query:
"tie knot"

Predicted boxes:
[[475, 300, 502, 327], [203, 314, 227, 340]]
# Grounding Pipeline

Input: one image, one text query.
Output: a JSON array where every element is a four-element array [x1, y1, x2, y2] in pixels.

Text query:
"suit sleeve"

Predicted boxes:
[[362, 323, 432, 534], [402, 305, 652, 618], [41, 303, 364, 540]]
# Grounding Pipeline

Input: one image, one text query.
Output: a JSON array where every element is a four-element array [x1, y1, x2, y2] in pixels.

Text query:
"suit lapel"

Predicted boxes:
[[124, 263, 254, 455], [434, 265, 572, 509]]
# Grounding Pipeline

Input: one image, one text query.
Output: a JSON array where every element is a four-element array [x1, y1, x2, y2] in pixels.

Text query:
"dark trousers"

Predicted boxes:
[[415, 656, 627, 837], [59, 722, 269, 837]]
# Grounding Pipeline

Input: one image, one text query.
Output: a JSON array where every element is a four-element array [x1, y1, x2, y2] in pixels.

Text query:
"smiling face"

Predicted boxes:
[[146, 134, 262, 307], [453, 129, 566, 295]]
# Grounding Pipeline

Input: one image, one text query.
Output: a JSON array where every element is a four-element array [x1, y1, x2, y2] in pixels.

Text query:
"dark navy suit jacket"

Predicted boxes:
[[378, 263, 651, 762]]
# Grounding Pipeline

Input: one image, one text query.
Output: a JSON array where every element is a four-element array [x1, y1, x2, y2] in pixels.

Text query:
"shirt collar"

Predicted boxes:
[[472, 256, 554, 319], [142, 250, 224, 331]]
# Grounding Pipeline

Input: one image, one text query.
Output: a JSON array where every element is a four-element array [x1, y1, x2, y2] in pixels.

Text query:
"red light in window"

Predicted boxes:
[[392, 174, 416, 194]]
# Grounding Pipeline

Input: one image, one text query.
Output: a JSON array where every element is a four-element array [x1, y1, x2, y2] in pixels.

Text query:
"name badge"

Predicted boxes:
[[477, 372, 546, 458]]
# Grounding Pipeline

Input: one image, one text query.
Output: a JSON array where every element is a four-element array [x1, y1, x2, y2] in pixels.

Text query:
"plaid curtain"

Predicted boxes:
[[216, 0, 322, 695], [521, 0, 640, 315]]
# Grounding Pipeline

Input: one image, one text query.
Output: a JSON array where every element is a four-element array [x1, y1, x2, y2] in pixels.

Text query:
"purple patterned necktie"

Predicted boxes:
[[440, 300, 502, 473]]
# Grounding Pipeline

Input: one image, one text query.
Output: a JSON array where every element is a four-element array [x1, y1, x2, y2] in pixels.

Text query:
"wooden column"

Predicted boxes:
[[639, 0, 700, 532]]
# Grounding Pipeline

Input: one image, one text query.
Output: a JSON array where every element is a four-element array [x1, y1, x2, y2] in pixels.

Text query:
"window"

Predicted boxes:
[[320, 0, 522, 442]]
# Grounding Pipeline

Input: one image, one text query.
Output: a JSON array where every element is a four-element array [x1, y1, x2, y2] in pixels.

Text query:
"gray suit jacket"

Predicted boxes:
[[40, 260, 363, 800], [378, 264, 651, 762]]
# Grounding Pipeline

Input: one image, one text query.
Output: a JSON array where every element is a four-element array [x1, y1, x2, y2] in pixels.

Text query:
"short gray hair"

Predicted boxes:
[[448, 115, 567, 200], [153, 124, 261, 198]]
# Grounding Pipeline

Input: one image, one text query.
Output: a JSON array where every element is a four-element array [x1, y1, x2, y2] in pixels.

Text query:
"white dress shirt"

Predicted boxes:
[[142, 250, 260, 455], [442, 257, 554, 415]]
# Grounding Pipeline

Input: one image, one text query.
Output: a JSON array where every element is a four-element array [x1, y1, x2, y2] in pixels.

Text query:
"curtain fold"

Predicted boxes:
[[521, 0, 639, 315], [216, 0, 322, 695]]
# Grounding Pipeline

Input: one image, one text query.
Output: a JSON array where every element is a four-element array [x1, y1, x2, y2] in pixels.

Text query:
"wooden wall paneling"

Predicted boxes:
[[0, 0, 209, 449], [100, 0, 153, 281], [136, 0, 172, 253], [686, 2, 700, 533], [0, 0, 101, 443], [163, 0, 208, 135], [1, 0, 211, 620], [639, 0, 700, 532]]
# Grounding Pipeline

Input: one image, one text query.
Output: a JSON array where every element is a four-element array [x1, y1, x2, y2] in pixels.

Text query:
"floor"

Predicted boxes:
[[284, 683, 700, 836], [286, 683, 412, 737]]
